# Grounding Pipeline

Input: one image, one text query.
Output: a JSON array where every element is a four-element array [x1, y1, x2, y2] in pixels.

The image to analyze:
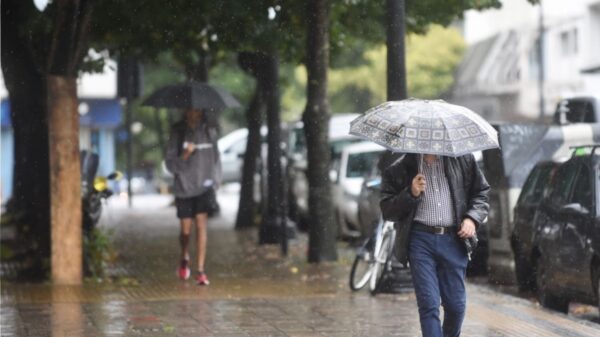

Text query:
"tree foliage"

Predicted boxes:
[[281, 25, 465, 117]]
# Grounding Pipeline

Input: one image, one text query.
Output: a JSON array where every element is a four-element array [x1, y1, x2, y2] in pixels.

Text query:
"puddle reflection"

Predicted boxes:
[[51, 287, 84, 337]]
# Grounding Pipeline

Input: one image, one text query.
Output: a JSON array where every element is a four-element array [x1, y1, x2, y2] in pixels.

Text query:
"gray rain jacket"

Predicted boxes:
[[165, 121, 222, 198]]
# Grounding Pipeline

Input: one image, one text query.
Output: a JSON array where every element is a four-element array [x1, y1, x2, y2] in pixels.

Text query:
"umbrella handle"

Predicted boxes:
[[419, 154, 423, 174]]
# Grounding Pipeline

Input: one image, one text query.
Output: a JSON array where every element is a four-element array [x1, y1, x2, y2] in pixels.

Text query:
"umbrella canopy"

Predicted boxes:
[[349, 99, 499, 157], [142, 81, 241, 111]]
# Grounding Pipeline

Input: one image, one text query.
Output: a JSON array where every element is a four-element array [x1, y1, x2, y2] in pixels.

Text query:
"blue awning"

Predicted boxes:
[[1, 98, 122, 128]]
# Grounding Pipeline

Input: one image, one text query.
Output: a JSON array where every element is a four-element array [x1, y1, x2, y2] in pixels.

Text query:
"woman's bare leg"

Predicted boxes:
[[195, 213, 208, 272], [180, 218, 193, 261]]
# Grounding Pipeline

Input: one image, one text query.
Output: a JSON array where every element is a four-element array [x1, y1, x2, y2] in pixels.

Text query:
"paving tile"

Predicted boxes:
[[2, 194, 600, 337]]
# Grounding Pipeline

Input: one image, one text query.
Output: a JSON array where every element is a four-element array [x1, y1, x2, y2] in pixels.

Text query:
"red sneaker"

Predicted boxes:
[[178, 260, 190, 280], [196, 272, 210, 286]]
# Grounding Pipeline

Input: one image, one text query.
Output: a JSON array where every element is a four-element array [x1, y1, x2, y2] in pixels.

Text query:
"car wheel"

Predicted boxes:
[[296, 213, 309, 232], [357, 209, 367, 238], [594, 264, 600, 317], [287, 191, 299, 222], [597, 276, 600, 316], [514, 256, 535, 292], [466, 247, 487, 277], [335, 211, 344, 239], [535, 256, 569, 313], [513, 244, 535, 292]]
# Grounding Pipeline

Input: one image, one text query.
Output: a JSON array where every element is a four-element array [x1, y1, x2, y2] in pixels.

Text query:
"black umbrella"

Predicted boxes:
[[142, 81, 241, 111]]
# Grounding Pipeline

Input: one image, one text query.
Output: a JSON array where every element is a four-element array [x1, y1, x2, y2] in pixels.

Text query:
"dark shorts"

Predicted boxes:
[[175, 189, 218, 219]]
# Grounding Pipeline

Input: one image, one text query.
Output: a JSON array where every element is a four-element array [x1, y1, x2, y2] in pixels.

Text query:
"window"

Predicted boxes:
[[346, 151, 382, 178], [228, 139, 247, 155], [330, 139, 361, 162], [564, 100, 595, 123], [528, 38, 541, 81], [91, 130, 100, 153], [559, 28, 578, 56], [291, 128, 306, 155], [518, 164, 554, 206], [548, 162, 578, 207], [570, 165, 593, 212]]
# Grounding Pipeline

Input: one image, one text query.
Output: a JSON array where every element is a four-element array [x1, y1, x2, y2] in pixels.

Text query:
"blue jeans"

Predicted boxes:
[[408, 229, 469, 337]]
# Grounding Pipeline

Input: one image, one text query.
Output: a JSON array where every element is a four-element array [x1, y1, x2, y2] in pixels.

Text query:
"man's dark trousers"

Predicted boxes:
[[408, 229, 469, 337]]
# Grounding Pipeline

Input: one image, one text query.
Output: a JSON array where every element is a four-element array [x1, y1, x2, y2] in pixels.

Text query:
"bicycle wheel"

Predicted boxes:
[[369, 231, 393, 294], [349, 237, 374, 291]]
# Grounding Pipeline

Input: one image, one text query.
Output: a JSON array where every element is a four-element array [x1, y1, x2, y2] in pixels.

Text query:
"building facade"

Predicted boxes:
[[450, 0, 600, 121], [0, 60, 120, 202]]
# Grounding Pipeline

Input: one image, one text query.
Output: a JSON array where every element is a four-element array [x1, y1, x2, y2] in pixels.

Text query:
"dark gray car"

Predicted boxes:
[[529, 146, 600, 313], [511, 160, 562, 291]]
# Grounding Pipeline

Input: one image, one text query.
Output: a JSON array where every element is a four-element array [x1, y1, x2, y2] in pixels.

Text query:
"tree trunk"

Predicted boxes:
[[386, 0, 407, 101], [185, 53, 209, 82], [2, 0, 92, 283], [1, 0, 51, 279], [260, 54, 284, 245], [303, 0, 337, 262], [46, 0, 92, 284], [47, 76, 82, 285], [236, 52, 265, 229]]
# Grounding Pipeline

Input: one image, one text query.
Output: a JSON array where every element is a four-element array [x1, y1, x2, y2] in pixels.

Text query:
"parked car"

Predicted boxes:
[[355, 151, 406, 238], [528, 145, 600, 313], [218, 127, 268, 185], [357, 163, 383, 239], [287, 113, 362, 229], [331, 142, 385, 239], [483, 122, 600, 285], [510, 160, 563, 291]]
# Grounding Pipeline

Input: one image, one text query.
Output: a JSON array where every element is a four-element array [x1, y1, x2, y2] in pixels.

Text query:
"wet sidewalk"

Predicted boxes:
[[2, 187, 600, 336]]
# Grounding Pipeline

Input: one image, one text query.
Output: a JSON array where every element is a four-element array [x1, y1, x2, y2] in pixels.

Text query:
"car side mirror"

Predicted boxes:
[[561, 203, 589, 215], [329, 169, 338, 183], [365, 178, 381, 191]]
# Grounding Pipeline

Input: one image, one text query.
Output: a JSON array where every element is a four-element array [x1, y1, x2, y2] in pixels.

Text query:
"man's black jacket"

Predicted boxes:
[[380, 153, 490, 265]]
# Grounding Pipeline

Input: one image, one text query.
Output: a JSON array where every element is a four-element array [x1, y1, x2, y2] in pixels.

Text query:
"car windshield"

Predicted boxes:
[[556, 99, 596, 123], [347, 151, 382, 178], [330, 139, 362, 162]]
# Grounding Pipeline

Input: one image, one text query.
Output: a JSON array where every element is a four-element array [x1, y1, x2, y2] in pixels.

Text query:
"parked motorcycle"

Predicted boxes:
[[81, 150, 121, 234], [80, 150, 121, 276]]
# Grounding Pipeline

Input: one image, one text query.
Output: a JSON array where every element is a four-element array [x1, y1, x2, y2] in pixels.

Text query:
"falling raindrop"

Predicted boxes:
[[33, 0, 50, 11], [268, 7, 277, 20]]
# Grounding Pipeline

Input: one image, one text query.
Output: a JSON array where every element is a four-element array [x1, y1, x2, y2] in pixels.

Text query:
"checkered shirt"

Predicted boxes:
[[413, 156, 456, 227]]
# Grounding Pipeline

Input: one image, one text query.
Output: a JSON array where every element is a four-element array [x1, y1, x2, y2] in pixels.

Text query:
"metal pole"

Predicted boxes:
[[538, 1, 546, 122], [386, 0, 407, 100], [281, 148, 289, 256], [126, 98, 133, 207]]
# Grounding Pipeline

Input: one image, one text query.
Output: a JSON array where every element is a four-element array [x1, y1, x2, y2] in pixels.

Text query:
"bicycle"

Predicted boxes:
[[349, 217, 397, 294]]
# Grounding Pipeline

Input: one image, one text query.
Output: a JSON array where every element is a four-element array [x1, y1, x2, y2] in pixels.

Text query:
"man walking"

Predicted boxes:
[[165, 108, 221, 285], [380, 153, 489, 337]]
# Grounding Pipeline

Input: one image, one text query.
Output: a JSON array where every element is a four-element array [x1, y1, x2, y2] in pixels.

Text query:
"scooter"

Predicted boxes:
[[80, 150, 122, 276], [81, 151, 121, 234]]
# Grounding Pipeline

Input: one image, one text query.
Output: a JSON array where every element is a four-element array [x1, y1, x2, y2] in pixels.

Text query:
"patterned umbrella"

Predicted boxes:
[[349, 99, 499, 157]]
